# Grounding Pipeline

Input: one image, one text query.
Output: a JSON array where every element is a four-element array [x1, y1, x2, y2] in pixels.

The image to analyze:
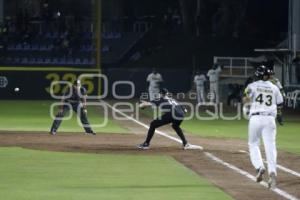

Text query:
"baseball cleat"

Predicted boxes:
[[85, 132, 96, 135], [49, 131, 56, 135], [268, 172, 276, 189], [256, 167, 265, 182], [183, 143, 203, 150], [137, 142, 150, 150]]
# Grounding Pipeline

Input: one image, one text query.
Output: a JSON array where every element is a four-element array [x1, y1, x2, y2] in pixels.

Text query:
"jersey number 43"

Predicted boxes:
[[255, 93, 272, 106]]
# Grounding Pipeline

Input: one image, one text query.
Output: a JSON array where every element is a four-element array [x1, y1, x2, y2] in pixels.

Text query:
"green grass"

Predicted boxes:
[[1, 100, 299, 154], [0, 101, 127, 133], [182, 118, 248, 138], [276, 119, 300, 154], [182, 117, 300, 155], [0, 147, 232, 200], [141, 107, 300, 155]]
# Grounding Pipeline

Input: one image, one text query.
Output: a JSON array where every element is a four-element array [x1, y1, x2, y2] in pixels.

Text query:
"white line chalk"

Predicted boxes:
[[102, 100, 203, 149], [205, 152, 299, 200], [238, 150, 300, 178], [103, 100, 298, 200]]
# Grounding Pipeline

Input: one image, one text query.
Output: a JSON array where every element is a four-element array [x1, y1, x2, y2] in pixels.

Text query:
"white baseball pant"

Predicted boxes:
[[148, 87, 160, 101], [196, 86, 205, 103], [248, 115, 277, 175], [209, 81, 219, 103]]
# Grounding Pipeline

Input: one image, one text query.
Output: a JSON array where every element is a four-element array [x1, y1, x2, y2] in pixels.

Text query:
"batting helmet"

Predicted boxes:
[[160, 88, 169, 96], [255, 65, 270, 79], [267, 66, 275, 75]]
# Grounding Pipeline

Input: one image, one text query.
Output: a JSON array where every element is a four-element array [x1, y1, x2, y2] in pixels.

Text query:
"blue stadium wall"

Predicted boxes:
[[0, 67, 193, 99]]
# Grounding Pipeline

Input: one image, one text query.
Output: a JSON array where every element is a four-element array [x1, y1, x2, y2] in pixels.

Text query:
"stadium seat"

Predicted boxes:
[[31, 44, 39, 50], [67, 58, 74, 64], [21, 57, 29, 64], [29, 57, 36, 64], [45, 58, 51, 64], [13, 57, 20, 63], [58, 57, 67, 65], [75, 58, 81, 64], [52, 57, 58, 64]]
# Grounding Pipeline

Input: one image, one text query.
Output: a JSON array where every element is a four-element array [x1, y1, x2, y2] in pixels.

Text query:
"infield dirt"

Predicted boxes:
[[0, 131, 299, 200]]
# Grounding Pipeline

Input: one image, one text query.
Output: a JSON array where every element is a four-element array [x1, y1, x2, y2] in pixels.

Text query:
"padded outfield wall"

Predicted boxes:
[[0, 67, 193, 100]]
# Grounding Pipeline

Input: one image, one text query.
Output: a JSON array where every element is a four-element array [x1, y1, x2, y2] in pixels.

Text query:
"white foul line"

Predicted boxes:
[[277, 165, 300, 178], [102, 100, 193, 145], [238, 150, 300, 178], [102, 101, 299, 200], [205, 152, 299, 200]]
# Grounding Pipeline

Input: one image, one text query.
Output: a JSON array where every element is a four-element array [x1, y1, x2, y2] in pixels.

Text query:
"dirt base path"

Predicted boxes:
[[0, 132, 299, 200]]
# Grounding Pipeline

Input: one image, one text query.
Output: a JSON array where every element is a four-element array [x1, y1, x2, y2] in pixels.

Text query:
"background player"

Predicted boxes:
[[50, 79, 95, 135], [138, 88, 201, 150], [267, 65, 286, 98], [194, 71, 207, 104], [147, 68, 163, 101], [268, 67, 285, 125], [243, 65, 284, 189], [207, 64, 222, 103]]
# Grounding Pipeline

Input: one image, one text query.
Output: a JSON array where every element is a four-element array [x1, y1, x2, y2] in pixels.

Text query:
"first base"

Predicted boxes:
[[184, 144, 204, 150]]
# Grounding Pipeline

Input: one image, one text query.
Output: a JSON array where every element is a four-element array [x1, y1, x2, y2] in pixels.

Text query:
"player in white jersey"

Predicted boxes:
[[147, 68, 163, 101], [207, 64, 222, 103], [268, 68, 285, 125], [243, 65, 284, 189], [194, 71, 207, 104]]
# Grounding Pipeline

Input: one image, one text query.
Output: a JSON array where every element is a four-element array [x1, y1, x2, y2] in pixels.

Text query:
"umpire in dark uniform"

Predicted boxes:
[[138, 88, 199, 150], [50, 79, 95, 135]]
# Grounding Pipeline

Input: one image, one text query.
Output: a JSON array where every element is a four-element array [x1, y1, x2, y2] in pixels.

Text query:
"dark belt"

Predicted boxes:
[[251, 112, 272, 116]]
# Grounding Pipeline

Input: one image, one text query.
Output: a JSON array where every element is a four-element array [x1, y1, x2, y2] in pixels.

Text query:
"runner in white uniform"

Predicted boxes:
[[243, 65, 284, 189], [207, 64, 222, 103], [194, 72, 207, 104], [147, 69, 163, 101]]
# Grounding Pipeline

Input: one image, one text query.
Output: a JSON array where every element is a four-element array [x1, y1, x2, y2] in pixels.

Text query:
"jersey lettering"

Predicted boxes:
[[255, 93, 272, 106]]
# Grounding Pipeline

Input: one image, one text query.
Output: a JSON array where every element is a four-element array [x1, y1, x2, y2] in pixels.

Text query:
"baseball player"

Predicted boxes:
[[194, 71, 207, 104], [147, 68, 163, 101], [243, 65, 284, 189], [50, 79, 95, 135], [138, 88, 199, 150], [207, 64, 222, 103], [268, 68, 285, 125], [268, 68, 286, 98]]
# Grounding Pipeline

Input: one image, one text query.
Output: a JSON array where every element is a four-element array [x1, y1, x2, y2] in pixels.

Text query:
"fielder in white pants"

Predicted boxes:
[[148, 87, 160, 101], [147, 69, 163, 101], [207, 65, 222, 103], [194, 73, 207, 104], [209, 81, 219, 103], [244, 65, 283, 189]]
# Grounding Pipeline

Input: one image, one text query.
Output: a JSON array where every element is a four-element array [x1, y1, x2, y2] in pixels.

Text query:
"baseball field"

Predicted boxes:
[[0, 100, 299, 200]]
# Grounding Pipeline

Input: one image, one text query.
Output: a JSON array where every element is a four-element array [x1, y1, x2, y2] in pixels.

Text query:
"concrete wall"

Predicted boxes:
[[0, 0, 3, 24], [290, 0, 300, 52]]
